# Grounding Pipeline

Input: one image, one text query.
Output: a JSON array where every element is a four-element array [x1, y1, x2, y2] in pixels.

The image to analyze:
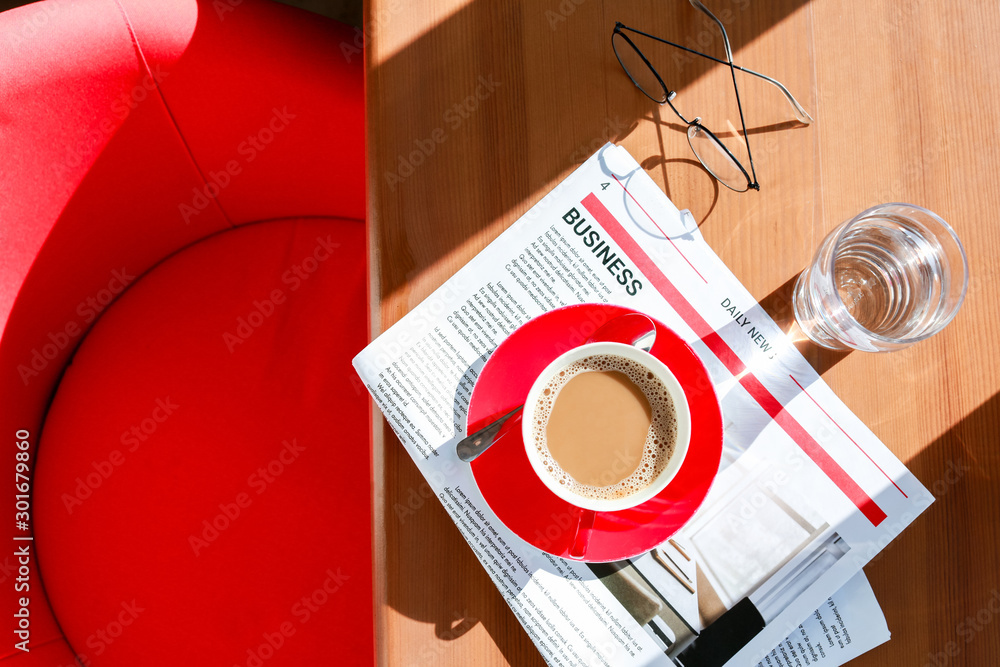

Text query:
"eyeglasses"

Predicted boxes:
[[612, 0, 813, 192]]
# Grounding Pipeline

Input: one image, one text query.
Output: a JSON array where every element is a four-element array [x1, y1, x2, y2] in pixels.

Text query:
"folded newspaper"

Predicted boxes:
[[354, 145, 932, 666]]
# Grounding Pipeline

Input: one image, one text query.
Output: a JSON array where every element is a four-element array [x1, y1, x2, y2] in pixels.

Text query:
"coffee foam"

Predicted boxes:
[[530, 353, 677, 501]]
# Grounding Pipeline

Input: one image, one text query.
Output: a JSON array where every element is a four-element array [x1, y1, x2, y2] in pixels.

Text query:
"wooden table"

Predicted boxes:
[[365, 1, 1000, 665]]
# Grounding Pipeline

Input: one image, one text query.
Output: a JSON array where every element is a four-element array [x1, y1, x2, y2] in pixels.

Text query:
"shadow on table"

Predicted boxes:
[[854, 392, 1000, 666], [758, 273, 850, 375], [371, 0, 814, 662], [640, 154, 721, 226], [369, 0, 815, 299], [641, 108, 810, 226], [382, 419, 550, 666], [381, 354, 546, 665]]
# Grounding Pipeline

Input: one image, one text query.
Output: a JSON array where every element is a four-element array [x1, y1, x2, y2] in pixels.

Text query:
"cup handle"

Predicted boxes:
[[568, 507, 596, 560]]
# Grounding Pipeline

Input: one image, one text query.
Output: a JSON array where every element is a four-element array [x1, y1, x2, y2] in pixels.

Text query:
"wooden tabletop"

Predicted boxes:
[[365, 1, 1000, 665]]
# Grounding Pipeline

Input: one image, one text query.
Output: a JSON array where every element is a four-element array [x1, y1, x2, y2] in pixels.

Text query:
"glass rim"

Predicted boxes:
[[825, 202, 970, 346]]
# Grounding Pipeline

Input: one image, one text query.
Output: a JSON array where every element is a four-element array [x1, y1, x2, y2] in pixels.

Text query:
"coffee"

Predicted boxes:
[[529, 353, 678, 502]]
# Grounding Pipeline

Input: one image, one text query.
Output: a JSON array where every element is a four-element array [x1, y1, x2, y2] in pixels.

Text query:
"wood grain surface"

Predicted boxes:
[[365, 1, 1000, 665]]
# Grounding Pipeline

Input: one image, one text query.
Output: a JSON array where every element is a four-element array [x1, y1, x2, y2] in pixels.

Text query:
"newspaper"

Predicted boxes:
[[354, 144, 928, 666], [757, 572, 888, 667]]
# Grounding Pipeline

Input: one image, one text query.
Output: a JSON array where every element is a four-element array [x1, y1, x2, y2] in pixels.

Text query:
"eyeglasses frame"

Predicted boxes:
[[613, 1, 814, 192]]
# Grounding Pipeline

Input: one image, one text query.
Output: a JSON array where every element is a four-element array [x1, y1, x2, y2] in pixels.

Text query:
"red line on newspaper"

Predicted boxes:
[[789, 374, 908, 498], [611, 174, 708, 284], [581, 192, 888, 527]]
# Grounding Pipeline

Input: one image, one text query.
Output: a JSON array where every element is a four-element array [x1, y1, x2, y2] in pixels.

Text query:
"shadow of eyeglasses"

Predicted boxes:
[[658, 118, 811, 139]]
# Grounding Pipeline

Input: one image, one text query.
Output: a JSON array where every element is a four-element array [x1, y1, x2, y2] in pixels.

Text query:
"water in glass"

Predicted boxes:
[[833, 215, 945, 340]]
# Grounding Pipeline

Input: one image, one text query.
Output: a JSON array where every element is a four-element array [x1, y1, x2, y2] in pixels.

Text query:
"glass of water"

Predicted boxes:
[[792, 203, 969, 352]]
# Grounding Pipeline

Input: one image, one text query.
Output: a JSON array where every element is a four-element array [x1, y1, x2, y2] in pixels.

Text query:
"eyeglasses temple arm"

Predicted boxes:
[[735, 65, 815, 125], [689, 0, 733, 61], [618, 24, 815, 125], [688, 0, 814, 125]]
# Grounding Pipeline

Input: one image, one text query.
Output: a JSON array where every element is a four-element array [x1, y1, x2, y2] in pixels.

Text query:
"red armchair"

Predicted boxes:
[[0, 0, 372, 664]]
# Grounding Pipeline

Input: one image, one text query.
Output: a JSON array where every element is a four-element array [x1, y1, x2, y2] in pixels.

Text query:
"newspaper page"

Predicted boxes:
[[354, 144, 926, 666], [756, 571, 889, 667]]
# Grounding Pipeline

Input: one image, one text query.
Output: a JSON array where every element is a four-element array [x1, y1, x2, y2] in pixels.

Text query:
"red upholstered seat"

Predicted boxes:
[[34, 218, 370, 666], [0, 1, 371, 664]]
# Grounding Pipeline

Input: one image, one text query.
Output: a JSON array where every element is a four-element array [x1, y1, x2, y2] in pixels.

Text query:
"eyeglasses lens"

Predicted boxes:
[[686, 124, 750, 192], [612, 32, 667, 104]]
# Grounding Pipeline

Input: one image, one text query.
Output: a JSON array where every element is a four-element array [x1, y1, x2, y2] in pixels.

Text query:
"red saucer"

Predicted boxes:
[[468, 304, 723, 562]]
